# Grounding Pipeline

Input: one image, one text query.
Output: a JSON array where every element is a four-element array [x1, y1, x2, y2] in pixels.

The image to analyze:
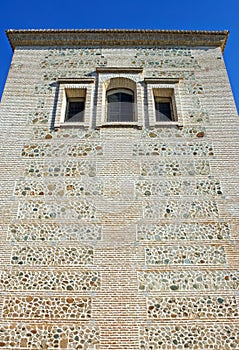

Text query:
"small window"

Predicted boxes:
[[152, 88, 177, 124], [106, 88, 134, 122], [54, 79, 94, 128], [155, 97, 173, 122], [65, 97, 85, 122]]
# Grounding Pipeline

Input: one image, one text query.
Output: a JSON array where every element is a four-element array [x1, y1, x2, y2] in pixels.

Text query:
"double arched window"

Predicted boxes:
[[106, 88, 134, 122]]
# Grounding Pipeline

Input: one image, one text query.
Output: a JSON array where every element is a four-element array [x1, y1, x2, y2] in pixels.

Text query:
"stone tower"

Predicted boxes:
[[0, 29, 238, 349]]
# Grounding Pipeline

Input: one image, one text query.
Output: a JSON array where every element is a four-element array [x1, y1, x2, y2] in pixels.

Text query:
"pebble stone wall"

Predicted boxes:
[[0, 30, 239, 349]]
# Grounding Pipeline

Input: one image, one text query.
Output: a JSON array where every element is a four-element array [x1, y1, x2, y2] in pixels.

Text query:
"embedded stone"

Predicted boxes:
[[145, 191, 151, 196], [66, 297, 74, 303], [170, 285, 179, 291], [20, 339, 28, 347], [149, 132, 157, 138], [26, 296, 33, 302]]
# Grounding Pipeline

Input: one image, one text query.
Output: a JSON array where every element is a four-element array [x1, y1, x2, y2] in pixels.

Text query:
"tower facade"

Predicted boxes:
[[0, 29, 238, 349]]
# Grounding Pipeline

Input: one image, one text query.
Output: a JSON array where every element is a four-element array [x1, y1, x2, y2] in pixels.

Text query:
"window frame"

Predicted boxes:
[[95, 68, 144, 128], [145, 78, 183, 128], [54, 78, 95, 128]]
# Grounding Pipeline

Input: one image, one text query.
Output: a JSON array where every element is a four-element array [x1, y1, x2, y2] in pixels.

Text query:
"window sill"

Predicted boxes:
[[153, 122, 183, 128], [54, 122, 87, 129], [97, 122, 142, 129]]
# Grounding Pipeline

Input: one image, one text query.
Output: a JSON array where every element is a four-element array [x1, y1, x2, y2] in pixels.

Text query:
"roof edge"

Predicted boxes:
[[6, 29, 229, 52]]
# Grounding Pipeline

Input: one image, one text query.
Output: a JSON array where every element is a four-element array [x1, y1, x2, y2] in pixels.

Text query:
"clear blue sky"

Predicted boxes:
[[0, 0, 238, 113]]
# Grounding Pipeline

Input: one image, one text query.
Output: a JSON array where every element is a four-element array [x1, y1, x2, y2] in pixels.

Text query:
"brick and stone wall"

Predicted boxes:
[[0, 30, 238, 349]]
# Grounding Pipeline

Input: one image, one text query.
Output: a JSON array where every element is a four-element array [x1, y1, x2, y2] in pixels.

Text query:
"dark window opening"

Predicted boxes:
[[65, 98, 85, 122], [155, 97, 173, 122], [107, 89, 134, 122]]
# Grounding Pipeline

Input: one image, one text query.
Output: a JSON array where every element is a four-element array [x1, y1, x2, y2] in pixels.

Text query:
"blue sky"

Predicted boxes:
[[0, 0, 238, 112]]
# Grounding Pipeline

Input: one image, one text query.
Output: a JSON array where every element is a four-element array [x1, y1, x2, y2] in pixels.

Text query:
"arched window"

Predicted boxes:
[[106, 88, 135, 122]]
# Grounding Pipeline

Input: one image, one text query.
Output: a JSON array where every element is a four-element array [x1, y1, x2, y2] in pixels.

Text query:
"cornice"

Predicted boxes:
[[57, 78, 95, 84], [96, 67, 143, 73], [6, 29, 229, 52], [144, 78, 180, 84]]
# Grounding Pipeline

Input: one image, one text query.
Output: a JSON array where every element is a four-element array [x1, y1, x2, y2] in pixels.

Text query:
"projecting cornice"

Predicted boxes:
[[6, 29, 229, 52]]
